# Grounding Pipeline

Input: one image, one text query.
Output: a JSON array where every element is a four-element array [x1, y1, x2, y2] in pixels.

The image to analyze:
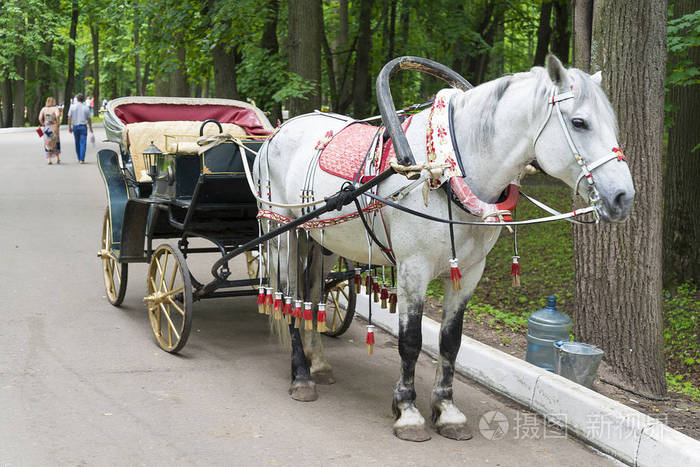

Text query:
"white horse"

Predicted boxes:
[[254, 55, 634, 442]]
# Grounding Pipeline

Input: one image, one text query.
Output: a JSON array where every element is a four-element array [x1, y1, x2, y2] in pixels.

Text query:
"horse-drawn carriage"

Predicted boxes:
[[96, 56, 634, 441], [98, 96, 356, 353]]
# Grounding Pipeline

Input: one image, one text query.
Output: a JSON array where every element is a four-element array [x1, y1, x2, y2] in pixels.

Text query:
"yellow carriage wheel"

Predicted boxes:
[[145, 244, 193, 353], [322, 258, 357, 337], [98, 208, 128, 306]]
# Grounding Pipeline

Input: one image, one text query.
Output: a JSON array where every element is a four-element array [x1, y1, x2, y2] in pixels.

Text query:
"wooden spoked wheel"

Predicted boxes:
[[98, 208, 128, 306], [145, 244, 193, 353], [322, 258, 356, 337]]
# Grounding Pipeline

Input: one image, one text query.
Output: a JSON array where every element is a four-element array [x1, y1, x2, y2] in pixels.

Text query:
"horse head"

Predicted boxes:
[[532, 55, 635, 222]]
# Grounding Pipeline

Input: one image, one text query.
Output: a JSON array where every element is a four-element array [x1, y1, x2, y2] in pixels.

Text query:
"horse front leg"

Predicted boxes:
[[392, 262, 432, 442], [430, 260, 485, 440]]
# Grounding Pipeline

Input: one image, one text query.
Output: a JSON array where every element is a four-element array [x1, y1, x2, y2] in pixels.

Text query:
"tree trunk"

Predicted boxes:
[[352, 0, 372, 117], [12, 53, 26, 126], [572, 0, 667, 398], [1, 78, 12, 127], [169, 45, 188, 97], [534, 1, 553, 66], [27, 57, 41, 125], [572, 0, 593, 70], [212, 42, 240, 100], [663, 0, 700, 286], [551, 0, 571, 64], [90, 23, 100, 117], [154, 73, 169, 96], [260, 0, 282, 120], [260, 0, 279, 55], [334, 0, 353, 114], [142, 61, 151, 95], [134, 18, 142, 95], [387, 0, 397, 61], [62, 0, 79, 124], [288, 0, 321, 116]]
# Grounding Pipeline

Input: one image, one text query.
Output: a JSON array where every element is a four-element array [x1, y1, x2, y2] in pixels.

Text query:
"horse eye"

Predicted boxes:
[[572, 118, 588, 129]]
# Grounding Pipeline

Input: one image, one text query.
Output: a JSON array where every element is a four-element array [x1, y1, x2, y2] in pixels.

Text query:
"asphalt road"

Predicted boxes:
[[0, 127, 615, 466]]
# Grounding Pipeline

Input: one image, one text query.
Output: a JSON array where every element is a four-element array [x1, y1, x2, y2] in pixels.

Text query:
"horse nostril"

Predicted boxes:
[[612, 190, 633, 214]]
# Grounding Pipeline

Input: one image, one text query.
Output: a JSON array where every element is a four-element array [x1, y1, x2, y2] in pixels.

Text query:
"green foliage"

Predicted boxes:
[[666, 373, 700, 402], [663, 282, 700, 378], [667, 8, 700, 87], [467, 302, 528, 332], [238, 47, 315, 107]]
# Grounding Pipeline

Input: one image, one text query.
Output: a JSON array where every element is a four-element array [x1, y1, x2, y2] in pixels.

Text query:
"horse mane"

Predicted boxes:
[[454, 66, 618, 154]]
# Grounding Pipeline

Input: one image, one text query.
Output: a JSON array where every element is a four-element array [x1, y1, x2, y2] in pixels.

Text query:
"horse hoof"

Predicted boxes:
[[435, 423, 473, 441], [393, 425, 432, 442], [289, 382, 318, 402], [311, 369, 336, 385]]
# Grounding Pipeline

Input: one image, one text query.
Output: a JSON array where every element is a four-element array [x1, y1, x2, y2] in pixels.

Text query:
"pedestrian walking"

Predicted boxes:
[[38, 96, 61, 165], [67, 93, 93, 164]]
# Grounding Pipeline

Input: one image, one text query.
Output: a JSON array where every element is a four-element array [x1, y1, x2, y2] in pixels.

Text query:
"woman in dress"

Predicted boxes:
[[38, 96, 61, 164]]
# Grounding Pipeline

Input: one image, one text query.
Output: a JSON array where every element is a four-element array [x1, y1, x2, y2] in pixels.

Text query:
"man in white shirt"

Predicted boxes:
[[67, 93, 93, 164]]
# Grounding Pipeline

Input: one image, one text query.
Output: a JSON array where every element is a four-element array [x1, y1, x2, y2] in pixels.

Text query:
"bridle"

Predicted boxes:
[[532, 86, 628, 221]]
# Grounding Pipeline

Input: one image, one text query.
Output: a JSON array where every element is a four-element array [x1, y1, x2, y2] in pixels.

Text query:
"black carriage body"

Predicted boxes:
[[98, 97, 273, 287]]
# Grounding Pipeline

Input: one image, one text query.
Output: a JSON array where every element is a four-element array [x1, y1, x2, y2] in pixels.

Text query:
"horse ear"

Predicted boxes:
[[545, 54, 569, 89], [591, 71, 602, 85]]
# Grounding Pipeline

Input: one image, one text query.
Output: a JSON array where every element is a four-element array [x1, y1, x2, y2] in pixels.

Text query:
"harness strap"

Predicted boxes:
[[574, 150, 620, 194]]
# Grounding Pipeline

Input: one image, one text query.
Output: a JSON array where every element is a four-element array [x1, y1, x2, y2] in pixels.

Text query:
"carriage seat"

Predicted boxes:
[[124, 121, 248, 182]]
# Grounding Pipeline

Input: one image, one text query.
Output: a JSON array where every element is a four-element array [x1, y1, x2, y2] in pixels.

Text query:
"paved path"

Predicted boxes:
[[0, 128, 615, 466]]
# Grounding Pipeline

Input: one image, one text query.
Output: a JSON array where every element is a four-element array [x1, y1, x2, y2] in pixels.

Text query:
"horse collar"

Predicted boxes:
[[428, 88, 519, 221]]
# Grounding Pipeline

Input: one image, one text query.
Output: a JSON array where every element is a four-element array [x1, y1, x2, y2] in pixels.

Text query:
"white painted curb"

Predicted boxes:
[[354, 294, 700, 466]]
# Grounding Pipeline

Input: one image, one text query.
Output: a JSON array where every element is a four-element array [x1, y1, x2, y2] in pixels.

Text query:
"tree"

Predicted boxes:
[[62, 0, 79, 124], [533, 0, 553, 66], [351, 0, 372, 117], [572, 0, 667, 398], [551, 0, 570, 64], [288, 0, 321, 116], [663, 1, 700, 286]]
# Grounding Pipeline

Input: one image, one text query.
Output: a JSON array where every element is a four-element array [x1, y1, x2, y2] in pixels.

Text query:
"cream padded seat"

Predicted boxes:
[[125, 121, 248, 181]]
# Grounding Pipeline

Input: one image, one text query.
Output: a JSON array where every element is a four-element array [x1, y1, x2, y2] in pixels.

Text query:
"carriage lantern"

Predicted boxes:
[[142, 141, 163, 179]]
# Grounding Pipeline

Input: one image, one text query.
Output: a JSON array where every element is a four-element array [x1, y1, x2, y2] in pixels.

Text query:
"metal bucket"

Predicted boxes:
[[554, 341, 604, 389]]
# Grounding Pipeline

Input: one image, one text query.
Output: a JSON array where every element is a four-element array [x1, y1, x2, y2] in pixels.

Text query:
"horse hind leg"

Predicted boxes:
[[430, 262, 486, 441], [270, 228, 318, 402], [301, 241, 336, 385]]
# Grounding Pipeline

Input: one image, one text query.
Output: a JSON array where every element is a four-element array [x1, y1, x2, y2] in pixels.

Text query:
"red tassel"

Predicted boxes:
[[365, 275, 372, 295], [511, 256, 521, 288], [273, 292, 283, 320], [353, 268, 362, 293], [372, 277, 380, 302], [283, 297, 293, 324], [265, 287, 274, 315], [316, 303, 327, 333], [380, 286, 389, 309], [366, 325, 375, 355], [303, 302, 313, 331], [450, 258, 462, 291], [293, 300, 302, 328], [389, 288, 398, 314], [257, 288, 266, 314]]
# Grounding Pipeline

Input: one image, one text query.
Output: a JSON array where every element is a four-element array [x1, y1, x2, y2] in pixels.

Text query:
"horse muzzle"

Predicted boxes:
[[597, 187, 635, 222]]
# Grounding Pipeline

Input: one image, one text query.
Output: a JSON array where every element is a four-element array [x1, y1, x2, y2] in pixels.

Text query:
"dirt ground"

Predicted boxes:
[[422, 297, 700, 441]]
